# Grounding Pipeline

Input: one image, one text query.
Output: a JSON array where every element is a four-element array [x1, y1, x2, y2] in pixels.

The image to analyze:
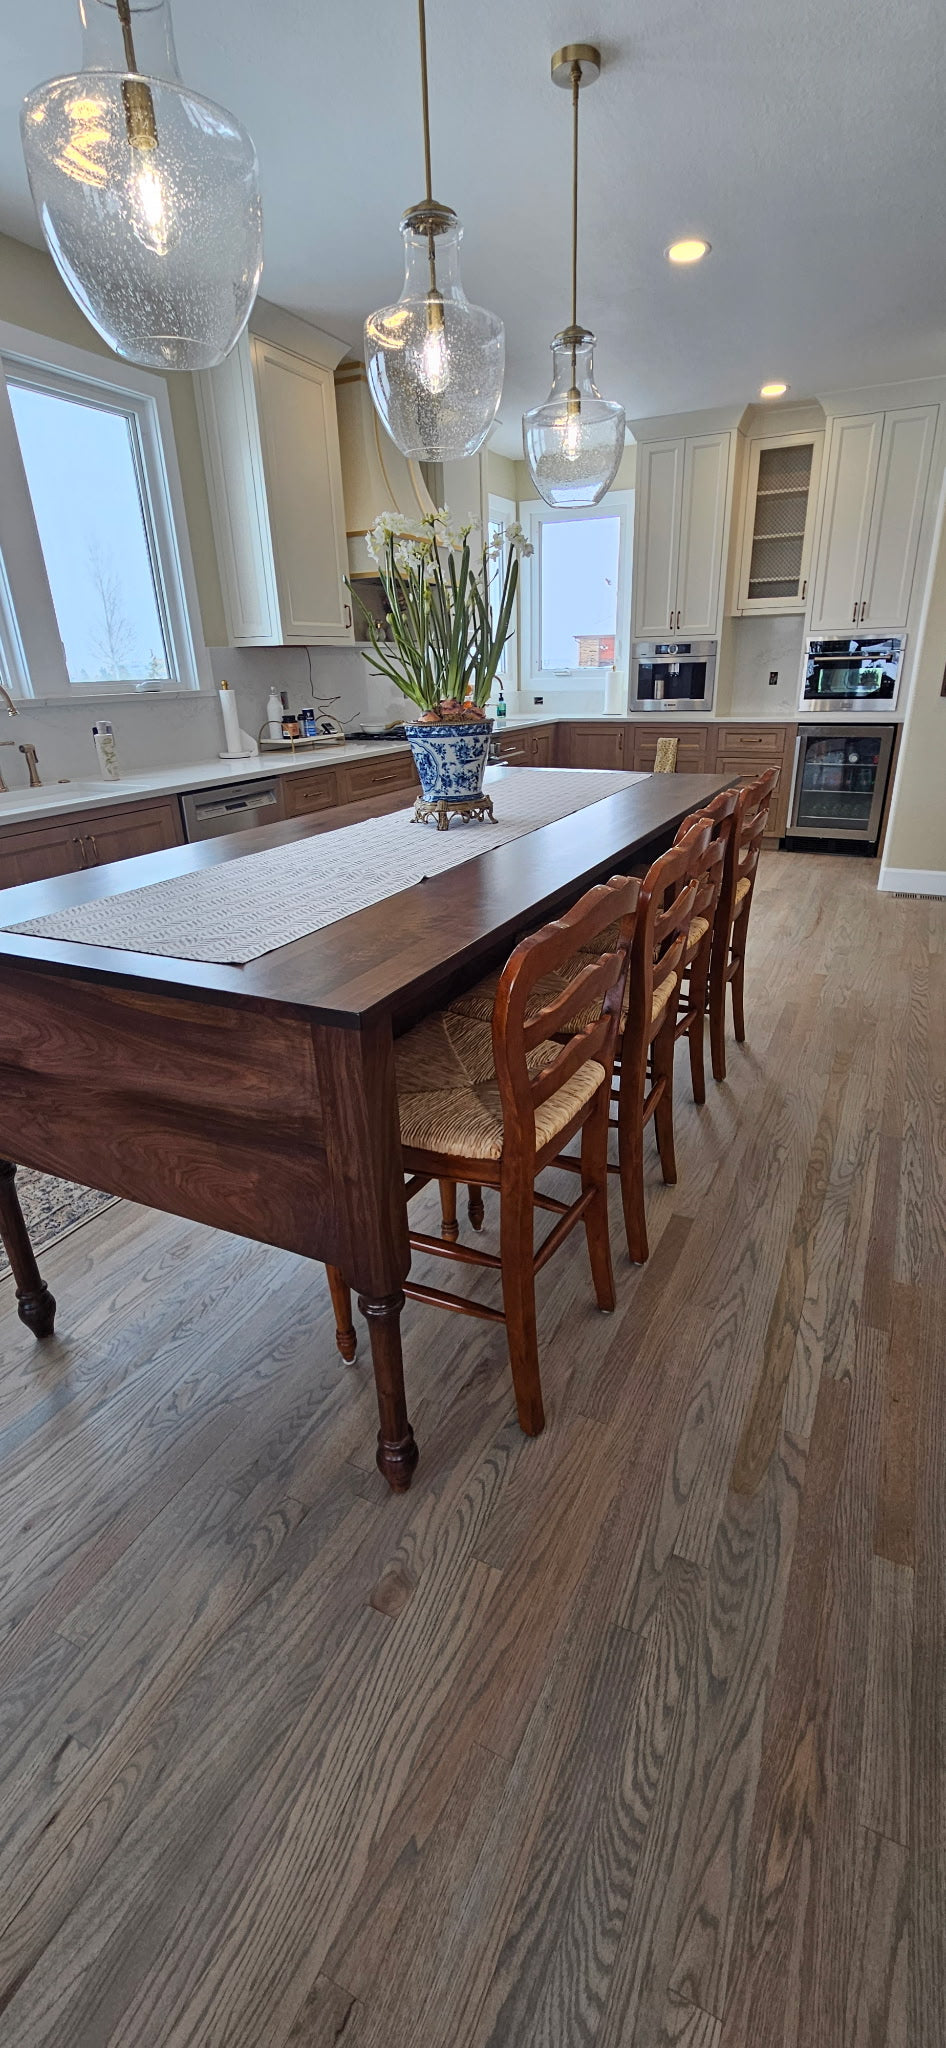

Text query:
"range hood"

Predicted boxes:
[[335, 362, 435, 577]]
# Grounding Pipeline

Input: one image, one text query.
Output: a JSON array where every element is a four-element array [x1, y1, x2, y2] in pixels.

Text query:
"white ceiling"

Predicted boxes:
[[1, 0, 944, 455]]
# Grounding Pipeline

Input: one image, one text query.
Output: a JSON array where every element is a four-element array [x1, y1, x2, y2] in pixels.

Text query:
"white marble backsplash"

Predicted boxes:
[[1, 646, 403, 790], [727, 614, 806, 717]]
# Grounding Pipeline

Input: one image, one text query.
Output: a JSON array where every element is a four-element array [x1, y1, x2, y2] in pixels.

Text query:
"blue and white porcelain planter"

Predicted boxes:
[[404, 719, 493, 804]]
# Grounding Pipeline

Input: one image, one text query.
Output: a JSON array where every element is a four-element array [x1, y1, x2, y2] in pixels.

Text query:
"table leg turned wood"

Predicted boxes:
[[357, 1290, 418, 1491], [0, 1160, 57, 1339]]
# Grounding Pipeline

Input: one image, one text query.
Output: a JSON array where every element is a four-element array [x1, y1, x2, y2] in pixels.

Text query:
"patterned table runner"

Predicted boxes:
[[2, 768, 646, 967]]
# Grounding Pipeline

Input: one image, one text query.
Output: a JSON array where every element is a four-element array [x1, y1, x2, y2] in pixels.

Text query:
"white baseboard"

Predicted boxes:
[[877, 865, 946, 896]]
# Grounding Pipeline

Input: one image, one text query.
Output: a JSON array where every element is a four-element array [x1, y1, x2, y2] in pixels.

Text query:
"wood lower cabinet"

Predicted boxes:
[[490, 730, 533, 765], [562, 723, 628, 770], [342, 752, 417, 802], [0, 797, 183, 890], [712, 724, 795, 840], [281, 767, 344, 818]]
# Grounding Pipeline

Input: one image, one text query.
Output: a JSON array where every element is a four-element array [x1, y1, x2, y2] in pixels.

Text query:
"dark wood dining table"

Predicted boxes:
[[0, 765, 733, 1488]]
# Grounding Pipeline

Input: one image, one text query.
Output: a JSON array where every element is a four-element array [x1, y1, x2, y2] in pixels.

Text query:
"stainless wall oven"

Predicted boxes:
[[787, 725, 896, 849], [632, 640, 717, 711], [802, 634, 904, 714]]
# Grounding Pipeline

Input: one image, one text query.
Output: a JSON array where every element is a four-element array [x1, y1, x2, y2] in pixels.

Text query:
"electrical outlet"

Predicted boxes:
[[534, 694, 544, 706], [768, 670, 779, 687]]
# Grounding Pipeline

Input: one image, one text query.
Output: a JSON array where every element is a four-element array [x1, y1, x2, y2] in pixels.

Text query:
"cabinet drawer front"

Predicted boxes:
[[344, 753, 417, 798], [717, 726, 787, 755], [716, 754, 782, 787], [283, 769, 341, 817], [633, 729, 707, 771], [492, 737, 530, 762]]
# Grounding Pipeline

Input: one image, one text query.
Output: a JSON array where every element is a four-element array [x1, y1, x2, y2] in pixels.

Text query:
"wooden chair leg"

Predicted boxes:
[[580, 1089, 616, 1313], [708, 946, 728, 1083], [616, 1057, 650, 1265], [438, 1178, 460, 1243], [325, 1263, 357, 1362], [652, 1018, 678, 1187], [467, 1184, 485, 1230], [0, 1160, 57, 1339], [686, 956, 710, 1105], [731, 925, 748, 1042], [499, 1178, 545, 1436]]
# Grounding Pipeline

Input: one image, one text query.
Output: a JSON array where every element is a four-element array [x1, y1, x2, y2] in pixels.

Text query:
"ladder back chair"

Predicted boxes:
[[558, 818, 712, 1263], [326, 874, 638, 1442], [670, 790, 740, 1102], [704, 766, 779, 1081]]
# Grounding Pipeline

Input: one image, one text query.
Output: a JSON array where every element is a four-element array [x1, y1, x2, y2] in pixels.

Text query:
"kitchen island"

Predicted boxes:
[[0, 765, 732, 1488]]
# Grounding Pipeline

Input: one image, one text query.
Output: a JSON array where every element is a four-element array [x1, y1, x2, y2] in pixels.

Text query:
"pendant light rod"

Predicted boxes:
[[570, 60, 580, 341], [116, 0, 139, 76], [417, 0, 434, 206], [551, 44, 601, 403]]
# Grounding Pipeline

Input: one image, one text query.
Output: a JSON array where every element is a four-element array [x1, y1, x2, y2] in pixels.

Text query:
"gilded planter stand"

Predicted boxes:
[[413, 793, 496, 832]]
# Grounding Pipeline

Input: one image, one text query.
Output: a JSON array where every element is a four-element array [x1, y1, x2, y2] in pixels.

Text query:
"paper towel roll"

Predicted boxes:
[[603, 668, 627, 716], [219, 683, 252, 758]]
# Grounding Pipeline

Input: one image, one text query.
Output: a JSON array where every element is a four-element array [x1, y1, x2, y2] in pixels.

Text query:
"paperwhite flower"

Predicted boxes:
[[504, 519, 533, 558]]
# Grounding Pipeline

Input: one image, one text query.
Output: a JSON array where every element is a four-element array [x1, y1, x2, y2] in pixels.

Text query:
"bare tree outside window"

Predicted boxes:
[[86, 537, 137, 681]]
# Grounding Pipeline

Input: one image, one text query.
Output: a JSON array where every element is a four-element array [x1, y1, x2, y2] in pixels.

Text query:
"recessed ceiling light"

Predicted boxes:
[[760, 381, 789, 398], [666, 237, 711, 264]]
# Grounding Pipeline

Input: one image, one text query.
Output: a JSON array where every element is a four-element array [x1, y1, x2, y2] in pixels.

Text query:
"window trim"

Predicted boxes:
[[486, 490, 518, 692], [519, 490, 634, 692], [0, 320, 210, 699]]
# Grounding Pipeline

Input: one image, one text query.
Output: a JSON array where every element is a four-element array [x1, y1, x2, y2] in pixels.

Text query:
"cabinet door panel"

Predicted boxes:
[[0, 822, 84, 889], [565, 724, 626, 770], [860, 405, 937, 629], [676, 434, 731, 634], [79, 800, 184, 868], [633, 442, 683, 638], [808, 414, 882, 630], [253, 341, 352, 644]]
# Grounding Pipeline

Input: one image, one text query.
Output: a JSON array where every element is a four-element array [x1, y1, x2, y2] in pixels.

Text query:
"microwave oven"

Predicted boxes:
[[632, 640, 717, 711], [801, 634, 904, 714]]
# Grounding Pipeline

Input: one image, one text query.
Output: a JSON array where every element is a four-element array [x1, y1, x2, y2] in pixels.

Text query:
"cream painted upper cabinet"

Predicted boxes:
[[195, 323, 353, 647], [808, 404, 937, 632], [632, 432, 731, 638], [633, 441, 682, 638], [676, 434, 732, 635]]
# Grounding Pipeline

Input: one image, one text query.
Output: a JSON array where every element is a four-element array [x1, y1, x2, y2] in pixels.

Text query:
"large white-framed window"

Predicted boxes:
[[0, 321, 209, 698], [519, 492, 633, 692]]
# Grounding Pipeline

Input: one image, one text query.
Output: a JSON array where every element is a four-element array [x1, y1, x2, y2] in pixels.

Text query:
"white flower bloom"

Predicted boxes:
[[504, 519, 533, 557]]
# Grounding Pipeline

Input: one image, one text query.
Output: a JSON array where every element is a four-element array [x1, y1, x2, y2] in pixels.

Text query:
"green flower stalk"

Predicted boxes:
[[348, 508, 532, 719]]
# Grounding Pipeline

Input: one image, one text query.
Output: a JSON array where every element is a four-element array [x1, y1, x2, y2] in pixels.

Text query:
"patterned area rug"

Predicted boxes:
[[0, 1170, 118, 1281]]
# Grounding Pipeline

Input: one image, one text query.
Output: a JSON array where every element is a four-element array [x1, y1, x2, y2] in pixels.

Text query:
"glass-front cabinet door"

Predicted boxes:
[[735, 431, 823, 614], [791, 728, 894, 841]]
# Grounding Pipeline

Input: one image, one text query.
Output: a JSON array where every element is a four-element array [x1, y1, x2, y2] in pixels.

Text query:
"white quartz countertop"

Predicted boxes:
[[0, 709, 898, 828], [0, 738, 412, 827]]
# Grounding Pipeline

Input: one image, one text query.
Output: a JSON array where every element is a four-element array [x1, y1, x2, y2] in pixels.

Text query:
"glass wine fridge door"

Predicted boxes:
[[789, 727, 895, 843]]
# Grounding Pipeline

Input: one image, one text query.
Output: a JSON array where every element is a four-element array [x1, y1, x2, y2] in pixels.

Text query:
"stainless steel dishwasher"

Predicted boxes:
[[180, 779, 281, 842]]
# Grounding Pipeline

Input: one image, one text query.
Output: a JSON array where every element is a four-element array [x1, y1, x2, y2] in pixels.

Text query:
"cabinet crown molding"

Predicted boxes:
[[248, 298, 349, 373]]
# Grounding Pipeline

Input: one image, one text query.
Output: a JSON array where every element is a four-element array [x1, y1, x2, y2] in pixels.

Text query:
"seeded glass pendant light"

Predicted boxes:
[[21, 0, 262, 372], [523, 45, 625, 507], [364, 0, 504, 463]]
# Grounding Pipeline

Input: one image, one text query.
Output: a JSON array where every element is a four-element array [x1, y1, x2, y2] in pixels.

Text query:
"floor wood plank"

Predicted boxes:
[[0, 854, 941, 2047]]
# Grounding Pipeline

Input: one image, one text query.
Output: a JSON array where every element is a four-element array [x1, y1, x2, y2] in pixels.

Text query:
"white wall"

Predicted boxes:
[[879, 471, 946, 891]]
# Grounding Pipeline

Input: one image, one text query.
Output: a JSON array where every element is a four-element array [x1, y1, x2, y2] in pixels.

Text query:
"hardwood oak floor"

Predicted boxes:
[[0, 851, 941, 2047]]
